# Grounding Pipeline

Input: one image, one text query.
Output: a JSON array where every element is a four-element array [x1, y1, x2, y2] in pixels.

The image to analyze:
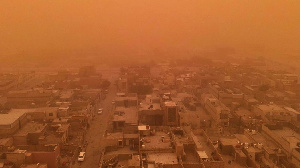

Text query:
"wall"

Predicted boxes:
[[0, 123, 19, 135], [182, 164, 205, 168], [0, 113, 28, 136], [201, 130, 225, 167], [203, 161, 224, 168], [13, 135, 28, 146], [27, 112, 46, 121], [163, 164, 183, 168], [31, 145, 60, 168], [139, 109, 164, 126], [6, 152, 26, 167], [0, 138, 13, 152]]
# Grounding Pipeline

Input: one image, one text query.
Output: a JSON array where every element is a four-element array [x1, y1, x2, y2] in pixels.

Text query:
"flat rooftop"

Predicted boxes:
[[256, 104, 284, 112], [142, 132, 171, 150], [113, 108, 138, 124], [222, 154, 246, 168], [234, 134, 253, 144], [179, 108, 211, 124], [0, 110, 27, 126], [115, 107, 136, 112], [28, 107, 58, 113], [60, 90, 74, 99], [235, 108, 254, 120], [176, 93, 194, 99], [219, 137, 239, 146], [0, 137, 12, 145], [52, 118, 69, 123], [0, 107, 58, 126], [244, 130, 277, 149], [246, 98, 258, 103], [39, 134, 61, 145], [115, 96, 137, 101], [20, 164, 47, 168], [147, 153, 178, 165], [106, 132, 123, 140], [271, 127, 300, 141], [139, 103, 161, 111], [164, 101, 177, 107], [15, 122, 46, 136]]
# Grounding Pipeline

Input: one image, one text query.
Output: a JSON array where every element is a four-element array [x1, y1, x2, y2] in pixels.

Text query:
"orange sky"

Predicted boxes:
[[0, 0, 300, 59]]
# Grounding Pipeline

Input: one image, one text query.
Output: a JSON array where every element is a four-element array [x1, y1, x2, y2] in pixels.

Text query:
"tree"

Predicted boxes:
[[259, 84, 270, 92], [120, 67, 127, 75], [129, 85, 153, 95], [101, 80, 111, 88]]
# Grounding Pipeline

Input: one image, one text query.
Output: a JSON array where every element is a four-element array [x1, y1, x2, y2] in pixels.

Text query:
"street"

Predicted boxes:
[[74, 82, 116, 168]]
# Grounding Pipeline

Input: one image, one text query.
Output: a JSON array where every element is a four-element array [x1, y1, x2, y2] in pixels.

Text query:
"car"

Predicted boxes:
[[98, 108, 103, 114], [78, 152, 86, 162]]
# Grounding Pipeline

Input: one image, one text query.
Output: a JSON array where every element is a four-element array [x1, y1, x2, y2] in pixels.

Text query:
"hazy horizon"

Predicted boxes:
[[1, 0, 300, 62]]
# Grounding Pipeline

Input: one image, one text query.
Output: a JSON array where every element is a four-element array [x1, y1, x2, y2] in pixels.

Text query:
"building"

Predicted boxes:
[[13, 122, 46, 146], [5, 145, 60, 168], [201, 93, 230, 127], [253, 104, 291, 122], [7, 89, 53, 108], [262, 124, 300, 167], [0, 110, 28, 135], [112, 107, 138, 131], [138, 94, 163, 126], [162, 101, 179, 126]]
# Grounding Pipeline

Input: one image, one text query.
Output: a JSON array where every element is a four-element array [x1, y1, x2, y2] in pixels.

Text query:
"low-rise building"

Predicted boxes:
[[201, 93, 230, 127], [7, 89, 53, 108], [0, 110, 28, 135]]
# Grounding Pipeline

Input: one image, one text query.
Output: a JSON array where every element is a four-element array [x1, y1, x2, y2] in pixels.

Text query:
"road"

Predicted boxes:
[[74, 83, 116, 168]]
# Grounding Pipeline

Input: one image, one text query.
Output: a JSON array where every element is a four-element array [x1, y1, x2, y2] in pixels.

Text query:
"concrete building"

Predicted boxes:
[[262, 124, 300, 167], [201, 93, 230, 127], [117, 77, 128, 93], [112, 107, 138, 132], [0, 110, 28, 135], [7, 89, 53, 108], [162, 101, 179, 126], [114, 93, 138, 108], [20, 164, 48, 168], [139, 102, 163, 126], [13, 122, 46, 146], [253, 104, 291, 122], [5, 145, 59, 168]]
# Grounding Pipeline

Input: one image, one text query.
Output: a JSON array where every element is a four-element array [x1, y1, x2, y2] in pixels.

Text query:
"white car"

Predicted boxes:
[[78, 152, 86, 162], [98, 108, 103, 114]]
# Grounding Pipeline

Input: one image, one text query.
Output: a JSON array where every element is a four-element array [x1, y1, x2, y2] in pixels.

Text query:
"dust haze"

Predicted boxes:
[[0, 0, 300, 67], [1, 1, 300, 168]]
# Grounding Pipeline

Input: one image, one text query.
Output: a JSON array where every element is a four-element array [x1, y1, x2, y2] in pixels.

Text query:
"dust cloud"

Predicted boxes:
[[0, 0, 299, 66]]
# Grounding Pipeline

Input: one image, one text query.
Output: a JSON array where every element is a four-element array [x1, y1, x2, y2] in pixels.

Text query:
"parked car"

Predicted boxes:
[[78, 152, 86, 162]]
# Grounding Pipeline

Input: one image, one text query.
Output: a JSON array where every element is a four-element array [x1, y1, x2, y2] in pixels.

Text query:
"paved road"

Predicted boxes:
[[75, 84, 116, 168]]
